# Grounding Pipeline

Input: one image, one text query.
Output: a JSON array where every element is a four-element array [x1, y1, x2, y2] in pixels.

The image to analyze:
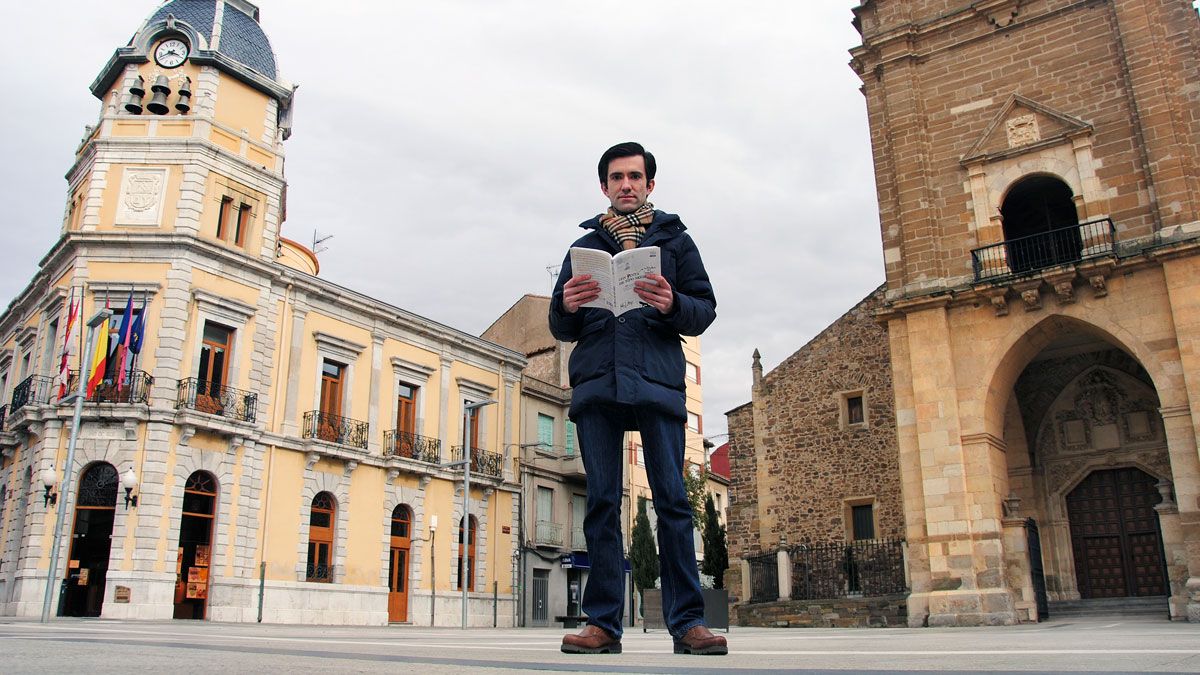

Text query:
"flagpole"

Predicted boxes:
[[42, 307, 110, 623]]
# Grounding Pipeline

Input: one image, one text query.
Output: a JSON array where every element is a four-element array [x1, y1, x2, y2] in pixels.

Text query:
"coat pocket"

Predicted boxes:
[[568, 317, 612, 386], [641, 318, 685, 387]]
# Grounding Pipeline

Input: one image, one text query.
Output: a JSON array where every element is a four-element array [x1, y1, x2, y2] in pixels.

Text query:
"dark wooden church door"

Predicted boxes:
[[1066, 467, 1167, 599]]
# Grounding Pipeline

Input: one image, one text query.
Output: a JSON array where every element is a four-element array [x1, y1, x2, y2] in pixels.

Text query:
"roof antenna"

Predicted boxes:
[[313, 229, 333, 255]]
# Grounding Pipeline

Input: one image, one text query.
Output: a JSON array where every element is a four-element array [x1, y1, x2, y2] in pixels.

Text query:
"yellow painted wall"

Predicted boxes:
[[212, 71, 269, 142], [263, 447, 305, 578], [344, 466, 386, 586], [95, 164, 184, 232]]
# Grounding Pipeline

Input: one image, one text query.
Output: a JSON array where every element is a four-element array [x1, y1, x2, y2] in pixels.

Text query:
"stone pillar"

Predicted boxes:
[[776, 548, 791, 601], [367, 334, 384, 455], [896, 305, 1016, 627], [282, 305, 308, 436]]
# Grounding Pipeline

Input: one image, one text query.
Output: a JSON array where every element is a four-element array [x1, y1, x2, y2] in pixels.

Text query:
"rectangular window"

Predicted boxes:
[[43, 319, 59, 377], [635, 444, 645, 467], [215, 196, 233, 240], [537, 413, 554, 451], [851, 503, 875, 541], [685, 361, 700, 384], [320, 360, 345, 418], [565, 420, 576, 457], [847, 395, 864, 425], [396, 383, 417, 435], [687, 411, 702, 434], [537, 486, 553, 522], [198, 322, 233, 392], [463, 403, 481, 449], [234, 204, 251, 247]]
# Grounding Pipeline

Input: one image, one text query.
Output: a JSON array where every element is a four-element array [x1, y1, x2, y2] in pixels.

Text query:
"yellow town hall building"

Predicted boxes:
[[0, 0, 528, 624]]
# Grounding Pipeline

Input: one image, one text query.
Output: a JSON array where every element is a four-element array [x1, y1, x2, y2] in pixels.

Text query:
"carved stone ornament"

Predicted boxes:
[[1006, 114, 1040, 148], [1021, 287, 1042, 311], [305, 451, 320, 470], [1089, 274, 1108, 297], [988, 291, 1009, 316], [343, 460, 359, 477], [1053, 279, 1076, 304], [1074, 371, 1122, 425], [115, 168, 167, 226], [986, 0, 1023, 28]]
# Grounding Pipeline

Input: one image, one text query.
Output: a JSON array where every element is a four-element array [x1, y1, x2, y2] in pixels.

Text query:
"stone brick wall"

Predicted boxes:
[[734, 594, 908, 628], [726, 286, 902, 583]]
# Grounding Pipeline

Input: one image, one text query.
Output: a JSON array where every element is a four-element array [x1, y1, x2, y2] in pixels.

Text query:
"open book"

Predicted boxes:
[[569, 246, 661, 316]]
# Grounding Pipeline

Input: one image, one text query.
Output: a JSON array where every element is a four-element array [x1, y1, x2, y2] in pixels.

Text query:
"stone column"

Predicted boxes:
[[367, 334, 384, 455], [282, 305, 308, 436]]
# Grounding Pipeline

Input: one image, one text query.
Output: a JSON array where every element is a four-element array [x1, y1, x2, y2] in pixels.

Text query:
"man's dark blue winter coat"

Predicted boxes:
[[549, 210, 717, 424]]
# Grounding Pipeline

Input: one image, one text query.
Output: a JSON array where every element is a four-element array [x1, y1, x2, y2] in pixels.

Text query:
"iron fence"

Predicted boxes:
[[450, 445, 504, 479], [176, 378, 257, 423], [790, 538, 907, 600], [64, 370, 153, 404], [303, 410, 369, 450], [305, 562, 334, 583], [971, 217, 1116, 282], [10, 375, 55, 412], [383, 429, 441, 463], [747, 552, 779, 603]]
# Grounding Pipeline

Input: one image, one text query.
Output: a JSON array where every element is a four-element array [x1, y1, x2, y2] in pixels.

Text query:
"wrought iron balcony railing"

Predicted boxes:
[[176, 378, 258, 423], [971, 217, 1116, 282], [383, 429, 441, 463], [790, 538, 907, 600], [534, 520, 564, 547], [0, 404, 7, 431], [303, 410, 368, 450], [11, 375, 55, 412], [64, 370, 153, 404], [449, 445, 504, 479], [571, 526, 586, 551], [305, 562, 334, 583]]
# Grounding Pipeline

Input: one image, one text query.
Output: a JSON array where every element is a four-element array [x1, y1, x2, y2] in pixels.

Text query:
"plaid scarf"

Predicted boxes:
[[599, 202, 655, 250]]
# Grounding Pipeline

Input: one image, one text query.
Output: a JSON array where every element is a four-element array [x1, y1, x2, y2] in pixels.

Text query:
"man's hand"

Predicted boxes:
[[634, 274, 674, 314], [563, 274, 601, 314]]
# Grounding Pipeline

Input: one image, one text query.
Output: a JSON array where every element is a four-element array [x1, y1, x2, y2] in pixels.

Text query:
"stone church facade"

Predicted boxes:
[[729, 0, 1200, 626]]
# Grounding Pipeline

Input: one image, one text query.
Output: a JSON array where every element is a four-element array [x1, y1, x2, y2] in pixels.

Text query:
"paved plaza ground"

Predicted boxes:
[[1, 613, 1198, 673]]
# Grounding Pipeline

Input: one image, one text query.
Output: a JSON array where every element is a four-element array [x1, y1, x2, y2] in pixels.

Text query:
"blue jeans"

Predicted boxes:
[[574, 404, 706, 640]]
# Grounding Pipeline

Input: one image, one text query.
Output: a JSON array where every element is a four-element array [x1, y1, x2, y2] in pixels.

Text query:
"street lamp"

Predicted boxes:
[[120, 466, 139, 509], [445, 398, 495, 629], [42, 307, 111, 623]]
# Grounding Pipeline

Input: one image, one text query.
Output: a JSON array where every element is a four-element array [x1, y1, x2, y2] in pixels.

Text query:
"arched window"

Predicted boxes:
[[391, 504, 411, 539], [1000, 175, 1082, 273], [175, 471, 217, 620], [387, 505, 413, 622], [456, 515, 478, 591], [307, 492, 336, 582]]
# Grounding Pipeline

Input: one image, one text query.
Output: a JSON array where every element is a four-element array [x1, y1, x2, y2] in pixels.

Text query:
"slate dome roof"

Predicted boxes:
[[138, 0, 278, 80]]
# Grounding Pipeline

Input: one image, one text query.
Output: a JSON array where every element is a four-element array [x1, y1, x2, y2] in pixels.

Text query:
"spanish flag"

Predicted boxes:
[[86, 301, 110, 398]]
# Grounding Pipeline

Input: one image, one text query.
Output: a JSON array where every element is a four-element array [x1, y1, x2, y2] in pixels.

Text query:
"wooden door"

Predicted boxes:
[[1067, 467, 1167, 598], [63, 464, 118, 617], [388, 505, 411, 622]]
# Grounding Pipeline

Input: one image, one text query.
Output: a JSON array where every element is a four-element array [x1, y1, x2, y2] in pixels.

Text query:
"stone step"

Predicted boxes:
[[1048, 596, 1168, 618]]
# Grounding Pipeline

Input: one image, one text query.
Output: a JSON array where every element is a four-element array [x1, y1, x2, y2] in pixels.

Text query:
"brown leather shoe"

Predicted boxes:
[[673, 625, 728, 655], [561, 624, 622, 654]]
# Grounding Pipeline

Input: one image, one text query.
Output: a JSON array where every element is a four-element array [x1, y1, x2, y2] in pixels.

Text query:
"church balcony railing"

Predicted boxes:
[[747, 552, 779, 604], [971, 217, 1116, 283], [382, 429, 441, 464], [64, 370, 153, 405], [176, 378, 257, 423], [788, 538, 907, 600], [10, 375, 55, 413], [449, 444, 504, 479], [302, 410, 368, 450]]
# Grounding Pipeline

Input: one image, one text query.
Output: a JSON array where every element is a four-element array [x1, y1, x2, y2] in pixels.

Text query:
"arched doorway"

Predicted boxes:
[[62, 463, 117, 617], [306, 492, 336, 582], [1066, 467, 1168, 599], [387, 504, 412, 623], [174, 471, 217, 619], [1000, 174, 1082, 273]]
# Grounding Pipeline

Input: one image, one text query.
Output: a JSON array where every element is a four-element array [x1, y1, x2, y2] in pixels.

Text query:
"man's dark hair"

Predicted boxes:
[[598, 142, 656, 184]]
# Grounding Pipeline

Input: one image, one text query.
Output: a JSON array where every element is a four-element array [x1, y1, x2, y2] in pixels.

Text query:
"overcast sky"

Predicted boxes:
[[0, 0, 884, 442]]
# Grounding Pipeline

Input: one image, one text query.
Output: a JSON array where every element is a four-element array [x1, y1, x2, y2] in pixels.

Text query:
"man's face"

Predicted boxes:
[[601, 155, 655, 214]]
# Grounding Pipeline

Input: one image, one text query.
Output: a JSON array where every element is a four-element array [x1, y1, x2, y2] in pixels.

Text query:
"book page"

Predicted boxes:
[[569, 247, 615, 313], [613, 247, 661, 315]]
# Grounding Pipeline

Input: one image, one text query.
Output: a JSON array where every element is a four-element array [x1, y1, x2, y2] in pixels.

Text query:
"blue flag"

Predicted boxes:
[[129, 294, 146, 355]]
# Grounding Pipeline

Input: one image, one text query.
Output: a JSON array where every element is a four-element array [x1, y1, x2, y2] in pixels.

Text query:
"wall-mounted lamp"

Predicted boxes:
[[120, 466, 139, 509], [39, 468, 58, 508]]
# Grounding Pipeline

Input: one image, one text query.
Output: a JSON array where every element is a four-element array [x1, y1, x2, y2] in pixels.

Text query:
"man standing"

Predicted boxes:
[[550, 142, 726, 656]]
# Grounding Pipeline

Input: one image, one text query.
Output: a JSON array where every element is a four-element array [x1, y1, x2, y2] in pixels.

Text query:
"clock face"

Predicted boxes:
[[154, 39, 189, 68]]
